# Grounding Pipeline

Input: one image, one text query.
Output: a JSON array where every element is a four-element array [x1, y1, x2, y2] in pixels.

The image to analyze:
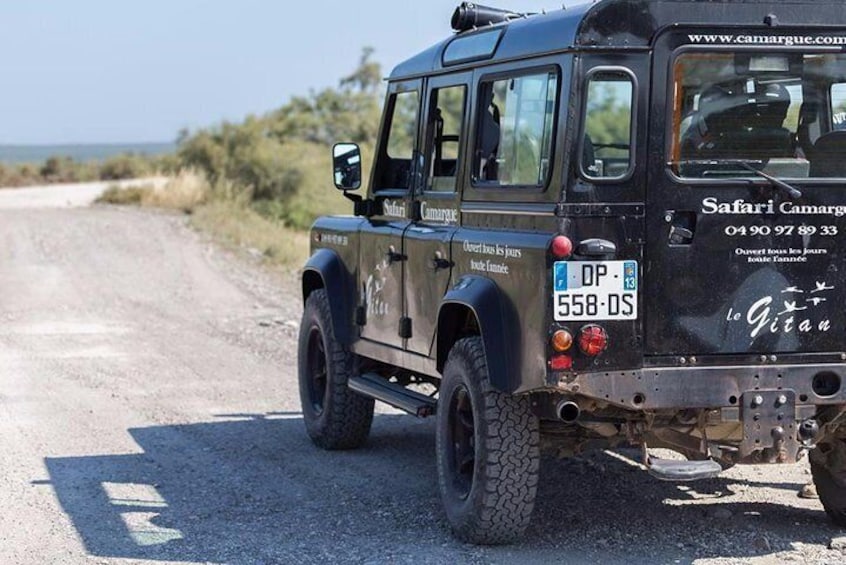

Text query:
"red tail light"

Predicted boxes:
[[551, 235, 573, 259], [549, 354, 573, 371], [579, 325, 608, 357]]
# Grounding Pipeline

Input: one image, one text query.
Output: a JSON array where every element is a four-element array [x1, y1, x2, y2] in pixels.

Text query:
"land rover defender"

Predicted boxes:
[[299, 0, 846, 543]]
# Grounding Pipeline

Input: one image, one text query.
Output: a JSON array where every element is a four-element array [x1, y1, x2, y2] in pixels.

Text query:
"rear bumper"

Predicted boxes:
[[554, 363, 846, 411]]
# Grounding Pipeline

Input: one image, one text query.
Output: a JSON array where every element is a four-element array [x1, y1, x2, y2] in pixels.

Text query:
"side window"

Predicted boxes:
[[426, 85, 467, 192], [784, 84, 803, 133], [581, 70, 634, 180], [831, 83, 846, 130], [474, 71, 558, 187], [374, 90, 420, 191]]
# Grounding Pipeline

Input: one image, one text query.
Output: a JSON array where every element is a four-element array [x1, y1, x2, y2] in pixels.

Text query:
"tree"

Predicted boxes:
[[268, 47, 384, 146]]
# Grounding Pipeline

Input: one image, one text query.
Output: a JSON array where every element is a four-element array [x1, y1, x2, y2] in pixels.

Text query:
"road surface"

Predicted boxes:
[[0, 183, 844, 564], [0, 178, 166, 209]]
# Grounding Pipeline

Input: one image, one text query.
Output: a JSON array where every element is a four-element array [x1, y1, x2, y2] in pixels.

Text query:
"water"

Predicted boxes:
[[0, 142, 176, 164]]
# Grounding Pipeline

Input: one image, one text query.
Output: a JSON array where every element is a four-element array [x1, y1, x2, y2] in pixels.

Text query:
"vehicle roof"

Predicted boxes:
[[390, 0, 846, 80]]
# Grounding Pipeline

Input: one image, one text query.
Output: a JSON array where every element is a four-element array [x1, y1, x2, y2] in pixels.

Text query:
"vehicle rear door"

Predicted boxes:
[[645, 31, 846, 357]]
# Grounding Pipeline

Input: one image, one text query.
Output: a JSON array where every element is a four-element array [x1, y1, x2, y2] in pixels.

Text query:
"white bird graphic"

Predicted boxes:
[[811, 282, 835, 294], [778, 301, 808, 316]]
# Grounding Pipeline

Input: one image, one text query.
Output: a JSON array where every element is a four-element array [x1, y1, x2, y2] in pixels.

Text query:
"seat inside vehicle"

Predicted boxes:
[[682, 82, 794, 160], [809, 130, 846, 177]]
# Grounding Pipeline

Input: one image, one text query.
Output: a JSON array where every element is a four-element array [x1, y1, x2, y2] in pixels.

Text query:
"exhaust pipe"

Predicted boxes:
[[557, 400, 581, 423]]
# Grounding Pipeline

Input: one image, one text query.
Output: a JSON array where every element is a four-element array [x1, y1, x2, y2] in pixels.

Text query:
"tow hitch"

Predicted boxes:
[[740, 389, 799, 463]]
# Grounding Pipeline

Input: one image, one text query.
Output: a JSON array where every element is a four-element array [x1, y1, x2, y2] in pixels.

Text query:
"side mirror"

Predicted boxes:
[[332, 143, 362, 191]]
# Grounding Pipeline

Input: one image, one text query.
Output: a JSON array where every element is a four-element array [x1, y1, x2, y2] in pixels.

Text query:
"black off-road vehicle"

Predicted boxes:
[[299, 0, 846, 543]]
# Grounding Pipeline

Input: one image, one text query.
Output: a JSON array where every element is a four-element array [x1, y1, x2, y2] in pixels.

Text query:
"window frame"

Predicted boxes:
[[385, 89, 421, 160], [469, 65, 561, 192], [371, 80, 423, 198], [578, 66, 638, 184], [422, 83, 469, 195]]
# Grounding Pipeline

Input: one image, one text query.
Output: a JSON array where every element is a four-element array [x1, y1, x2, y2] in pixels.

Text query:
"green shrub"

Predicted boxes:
[[172, 48, 383, 229], [99, 154, 153, 181], [38, 156, 99, 183], [96, 185, 153, 205]]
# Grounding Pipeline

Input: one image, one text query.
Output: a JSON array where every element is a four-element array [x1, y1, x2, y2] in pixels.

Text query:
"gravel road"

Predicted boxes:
[[0, 186, 845, 564], [0, 178, 166, 209]]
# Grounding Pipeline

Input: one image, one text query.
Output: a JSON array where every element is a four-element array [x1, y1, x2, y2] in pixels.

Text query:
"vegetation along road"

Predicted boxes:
[[0, 184, 845, 564]]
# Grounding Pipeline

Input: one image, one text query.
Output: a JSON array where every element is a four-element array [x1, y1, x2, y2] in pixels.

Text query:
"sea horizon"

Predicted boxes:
[[0, 142, 177, 164]]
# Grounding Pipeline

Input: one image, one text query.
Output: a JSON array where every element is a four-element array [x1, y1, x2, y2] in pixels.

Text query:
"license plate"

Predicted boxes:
[[553, 261, 638, 321]]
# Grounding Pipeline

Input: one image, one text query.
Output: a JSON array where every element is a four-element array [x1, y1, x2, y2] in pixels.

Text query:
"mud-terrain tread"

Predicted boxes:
[[810, 438, 846, 527], [436, 336, 540, 545], [298, 289, 374, 450]]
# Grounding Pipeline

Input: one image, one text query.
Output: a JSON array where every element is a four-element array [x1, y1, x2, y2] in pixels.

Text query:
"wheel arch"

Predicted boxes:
[[302, 248, 355, 346], [436, 275, 521, 393]]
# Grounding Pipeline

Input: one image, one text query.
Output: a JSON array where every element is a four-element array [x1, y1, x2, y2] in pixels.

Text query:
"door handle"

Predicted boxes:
[[666, 211, 697, 246], [668, 226, 694, 245]]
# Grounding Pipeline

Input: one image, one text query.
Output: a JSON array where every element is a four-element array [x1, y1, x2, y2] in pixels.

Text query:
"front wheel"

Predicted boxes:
[[297, 289, 374, 449], [435, 337, 540, 544], [810, 437, 846, 527]]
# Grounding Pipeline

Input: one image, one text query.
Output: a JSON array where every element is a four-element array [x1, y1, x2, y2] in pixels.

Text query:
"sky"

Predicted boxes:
[[0, 0, 570, 145]]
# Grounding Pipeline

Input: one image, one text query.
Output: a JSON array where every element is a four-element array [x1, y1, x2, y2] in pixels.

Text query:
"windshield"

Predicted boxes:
[[670, 51, 846, 180]]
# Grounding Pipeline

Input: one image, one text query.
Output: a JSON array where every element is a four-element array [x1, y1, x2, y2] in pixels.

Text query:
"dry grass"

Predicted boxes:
[[143, 169, 210, 212], [190, 200, 310, 268], [96, 184, 156, 205], [97, 170, 209, 211], [98, 169, 311, 269]]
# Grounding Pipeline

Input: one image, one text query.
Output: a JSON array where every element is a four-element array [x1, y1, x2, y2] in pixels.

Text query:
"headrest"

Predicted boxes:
[[700, 81, 791, 133], [699, 83, 750, 133]]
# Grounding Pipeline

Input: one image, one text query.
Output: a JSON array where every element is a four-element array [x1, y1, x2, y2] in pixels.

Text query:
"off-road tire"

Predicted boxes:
[[435, 336, 540, 544], [810, 438, 846, 527], [298, 289, 374, 449]]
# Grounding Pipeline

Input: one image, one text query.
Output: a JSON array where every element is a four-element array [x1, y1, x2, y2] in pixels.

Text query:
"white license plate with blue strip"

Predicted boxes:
[[553, 261, 638, 321]]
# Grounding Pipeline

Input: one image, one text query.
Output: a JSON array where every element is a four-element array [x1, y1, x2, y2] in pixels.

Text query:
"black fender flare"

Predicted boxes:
[[436, 275, 522, 393], [302, 248, 355, 346]]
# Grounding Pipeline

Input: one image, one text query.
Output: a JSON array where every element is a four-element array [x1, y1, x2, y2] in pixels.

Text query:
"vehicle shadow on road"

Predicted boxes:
[[44, 414, 838, 564]]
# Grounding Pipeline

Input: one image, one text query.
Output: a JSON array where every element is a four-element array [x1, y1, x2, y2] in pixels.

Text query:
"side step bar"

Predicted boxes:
[[348, 373, 437, 418], [645, 453, 723, 482]]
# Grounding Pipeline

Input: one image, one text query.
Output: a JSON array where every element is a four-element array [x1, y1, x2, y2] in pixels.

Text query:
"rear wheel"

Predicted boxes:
[[810, 437, 846, 527], [297, 289, 374, 449], [435, 337, 540, 544]]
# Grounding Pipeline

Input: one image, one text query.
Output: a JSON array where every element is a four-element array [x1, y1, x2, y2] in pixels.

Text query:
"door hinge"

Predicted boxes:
[[399, 317, 413, 339], [386, 245, 407, 264], [410, 201, 422, 222]]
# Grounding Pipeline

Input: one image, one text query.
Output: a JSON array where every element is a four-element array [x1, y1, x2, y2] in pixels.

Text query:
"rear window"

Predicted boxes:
[[670, 51, 846, 180]]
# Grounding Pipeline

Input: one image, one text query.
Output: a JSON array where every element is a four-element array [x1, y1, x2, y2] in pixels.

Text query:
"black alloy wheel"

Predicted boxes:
[[305, 326, 328, 415], [447, 384, 476, 499], [297, 289, 374, 450], [435, 336, 540, 545]]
